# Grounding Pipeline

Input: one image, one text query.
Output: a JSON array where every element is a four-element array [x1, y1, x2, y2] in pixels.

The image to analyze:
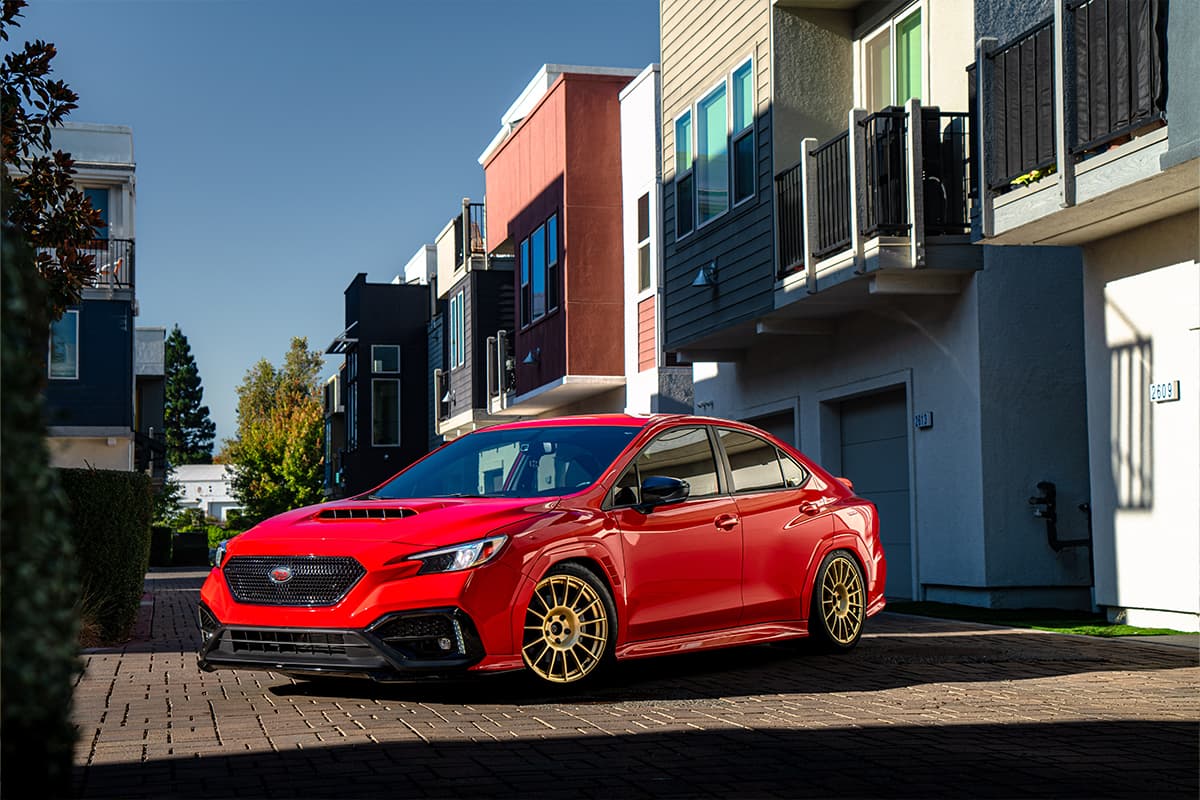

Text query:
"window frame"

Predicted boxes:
[[673, 109, 695, 240], [371, 344, 400, 374], [856, 0, 925, 112], [730, 56, 756, 208], [714, 427, 811, 495], [48, 308, 80, 380], [370, 378, 402, 448], [636, 192, 652, 294], [694, 76, 730, 229], [449, 290, 466, 369], [518, 211, 560, 331], [604, 425, 726, 509]]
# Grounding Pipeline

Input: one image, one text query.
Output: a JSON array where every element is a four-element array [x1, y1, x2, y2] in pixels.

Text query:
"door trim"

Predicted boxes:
[[814, 369, 921, 601]]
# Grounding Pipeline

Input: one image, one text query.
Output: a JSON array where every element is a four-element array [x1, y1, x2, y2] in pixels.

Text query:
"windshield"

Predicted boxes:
[[370, 425, 641, 500]]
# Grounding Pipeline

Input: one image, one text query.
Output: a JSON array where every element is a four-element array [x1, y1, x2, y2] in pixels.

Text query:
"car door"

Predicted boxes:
[[715, 428, 837, 626], [612, 426, 743, 641]]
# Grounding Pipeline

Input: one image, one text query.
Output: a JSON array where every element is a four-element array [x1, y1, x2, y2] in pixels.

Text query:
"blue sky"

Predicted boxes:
[[17, 0, 660, 446]]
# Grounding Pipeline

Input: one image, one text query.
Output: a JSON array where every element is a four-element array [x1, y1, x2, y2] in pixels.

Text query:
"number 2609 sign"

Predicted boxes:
[[1149, 380, 1180, 403]]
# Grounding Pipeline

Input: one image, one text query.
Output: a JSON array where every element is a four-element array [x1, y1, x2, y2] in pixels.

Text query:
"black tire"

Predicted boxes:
[[521, 562, 617, 686], [808, 551, 866, 652]]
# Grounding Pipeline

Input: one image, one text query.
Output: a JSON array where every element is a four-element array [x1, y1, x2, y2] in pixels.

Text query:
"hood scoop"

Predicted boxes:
[[316, 507, 416, 521]]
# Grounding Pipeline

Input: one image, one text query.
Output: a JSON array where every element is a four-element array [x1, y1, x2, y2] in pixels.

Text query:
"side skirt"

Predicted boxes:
[[615, 621, 810, 661]]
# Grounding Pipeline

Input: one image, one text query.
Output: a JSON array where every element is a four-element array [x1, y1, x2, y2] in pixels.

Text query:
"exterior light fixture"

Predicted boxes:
[[692, 260, 717, 287]]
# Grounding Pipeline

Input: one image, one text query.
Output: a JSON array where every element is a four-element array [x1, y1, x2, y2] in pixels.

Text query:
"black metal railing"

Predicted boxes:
[[809, 131, 852, 259], [487, 329, 515, 400], [774, 163, 805, 276], [1069, 0, 1167, 155], [922, 111, 972, 235], [455, 202, 486, 268], [433, 369, 450, 422], [985, 18, 1056, 190], [40, 238, 135, 288], [859, 108, 910, 239]]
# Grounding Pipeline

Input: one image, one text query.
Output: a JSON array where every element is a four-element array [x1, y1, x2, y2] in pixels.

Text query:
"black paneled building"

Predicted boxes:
[[325, 273, 432, 498]]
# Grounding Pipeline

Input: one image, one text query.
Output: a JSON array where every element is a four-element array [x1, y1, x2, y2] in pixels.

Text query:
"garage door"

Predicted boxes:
[[839, 388, 912, 600]]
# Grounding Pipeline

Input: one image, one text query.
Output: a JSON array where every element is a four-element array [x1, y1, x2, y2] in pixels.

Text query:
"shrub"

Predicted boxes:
[[1, 229, 80, 797], [206, 524, 237, 550], [58, 468, 152, 642]]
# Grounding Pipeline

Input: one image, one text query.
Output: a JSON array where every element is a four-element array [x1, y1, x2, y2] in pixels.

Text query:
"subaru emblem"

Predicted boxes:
[[269, 565, 293, 584]]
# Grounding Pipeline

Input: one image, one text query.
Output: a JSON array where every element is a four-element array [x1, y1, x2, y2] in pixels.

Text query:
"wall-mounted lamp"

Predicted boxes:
[[522, 347, 541, 365], [692, 260, 717, 288]]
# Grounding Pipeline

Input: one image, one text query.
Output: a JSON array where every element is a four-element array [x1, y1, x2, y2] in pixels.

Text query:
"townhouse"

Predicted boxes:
[[41, 123, 166, 483], [972, 0, 1198, 629]]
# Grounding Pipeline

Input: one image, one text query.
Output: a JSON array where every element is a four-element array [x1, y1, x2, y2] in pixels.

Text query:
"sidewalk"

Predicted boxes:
[[72, 568, 1200, 798]]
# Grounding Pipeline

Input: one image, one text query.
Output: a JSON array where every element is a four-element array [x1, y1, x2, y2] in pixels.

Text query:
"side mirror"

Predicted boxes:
[[637, 475, 690, 512]]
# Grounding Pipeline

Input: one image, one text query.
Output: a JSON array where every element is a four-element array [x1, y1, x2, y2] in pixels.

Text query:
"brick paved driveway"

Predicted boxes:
[[73, 568, 1198, 798]]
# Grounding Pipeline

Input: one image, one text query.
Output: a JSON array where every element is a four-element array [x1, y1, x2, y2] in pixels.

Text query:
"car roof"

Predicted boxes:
[[477, 413, 758, 433]]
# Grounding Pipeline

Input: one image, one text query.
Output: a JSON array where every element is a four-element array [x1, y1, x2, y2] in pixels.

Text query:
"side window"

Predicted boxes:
[[779, 449, 810, 488], [612, 426, 720, 507], [718, 429, 784, 493]]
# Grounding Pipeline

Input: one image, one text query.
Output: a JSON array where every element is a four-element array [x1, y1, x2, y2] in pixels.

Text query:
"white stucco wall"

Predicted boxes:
[[48, 435, 134, 471], [621, 64, 661, 414], [1083, 213, 1200, 631], [398, 245, 436, 286], [175, 464, 241, 523]]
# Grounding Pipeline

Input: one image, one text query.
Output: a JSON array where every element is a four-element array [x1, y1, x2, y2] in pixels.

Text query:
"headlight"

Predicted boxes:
[[409, 535, 507, 575], [214, 540, 228, 568]]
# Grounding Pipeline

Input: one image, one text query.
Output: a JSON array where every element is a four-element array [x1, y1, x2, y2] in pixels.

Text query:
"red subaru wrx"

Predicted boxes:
[[198, 414, 887, 685]]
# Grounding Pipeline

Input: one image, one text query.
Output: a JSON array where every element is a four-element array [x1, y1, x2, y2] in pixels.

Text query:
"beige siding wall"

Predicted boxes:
[[661, 0, 770, 183]]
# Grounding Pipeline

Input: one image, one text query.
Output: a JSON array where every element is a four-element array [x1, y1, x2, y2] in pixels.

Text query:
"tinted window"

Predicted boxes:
[[779, 449, 809, 488], [719, 429, 784, 493], [614, 427, 720, 505]]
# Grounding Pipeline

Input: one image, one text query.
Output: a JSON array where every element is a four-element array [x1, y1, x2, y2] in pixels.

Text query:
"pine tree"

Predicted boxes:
[[164, 325, 216, 466]]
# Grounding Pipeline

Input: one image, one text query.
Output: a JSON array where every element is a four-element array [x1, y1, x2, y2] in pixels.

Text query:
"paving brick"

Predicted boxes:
[[72, 567, 1200, 798]]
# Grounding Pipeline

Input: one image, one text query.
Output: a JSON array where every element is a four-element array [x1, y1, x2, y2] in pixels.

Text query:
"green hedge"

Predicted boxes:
[[1, 230, 80, 797], [59, 468, 152, 642]]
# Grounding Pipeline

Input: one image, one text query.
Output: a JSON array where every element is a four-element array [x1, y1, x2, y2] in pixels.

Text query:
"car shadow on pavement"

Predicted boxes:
[[73, 718, 1199, 799]]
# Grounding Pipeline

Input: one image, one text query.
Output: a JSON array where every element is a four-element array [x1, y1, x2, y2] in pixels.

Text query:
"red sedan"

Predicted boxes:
[[198, 414, 886, 685]]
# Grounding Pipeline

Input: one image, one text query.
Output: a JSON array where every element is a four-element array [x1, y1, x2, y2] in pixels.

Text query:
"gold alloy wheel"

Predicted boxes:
[[522, 573, 609, 684], [820, 555, 864, 645]]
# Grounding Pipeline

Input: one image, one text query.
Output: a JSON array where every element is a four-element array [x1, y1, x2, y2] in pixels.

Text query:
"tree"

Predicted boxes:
[[221, 338, 324, 522], [1, 0, 103, 319], [164, 325, 216, 466]]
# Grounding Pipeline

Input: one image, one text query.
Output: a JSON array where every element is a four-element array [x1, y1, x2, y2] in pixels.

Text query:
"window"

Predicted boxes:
[[718, 429, 784, 493], [674, 112, 694, 237], [518, 212, 559, 327], [731, 60, 755, 204], [372, 379, 400, 446], [48, 309, 79, 379], [519, 238, 530, 327], [449, 291, 465, 368], [862, 4, 922, 111], [779, 449, 809, 488], [346, 345, 357, 382], [612, 426, 720, 506], [637, 193, 651, 292], [696, 82, 728, 224], [673, 57, 754, 234], [84, 187, 109, 239], [372, 344, 399, 373], [347, 383, 358, 449]]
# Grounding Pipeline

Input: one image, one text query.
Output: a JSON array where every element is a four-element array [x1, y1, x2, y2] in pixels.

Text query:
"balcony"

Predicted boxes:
[[40, 238, 135, 291], [977, 0, 1195, 245], [772, 100, 978, 317]]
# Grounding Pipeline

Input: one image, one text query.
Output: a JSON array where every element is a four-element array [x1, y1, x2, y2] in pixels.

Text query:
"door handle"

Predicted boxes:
[[798, 500, 821, 516], [713, 513, 739, 531]]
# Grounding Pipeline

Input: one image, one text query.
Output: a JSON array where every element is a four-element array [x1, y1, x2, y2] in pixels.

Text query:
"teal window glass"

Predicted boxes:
[[697, 84, 728, 223]]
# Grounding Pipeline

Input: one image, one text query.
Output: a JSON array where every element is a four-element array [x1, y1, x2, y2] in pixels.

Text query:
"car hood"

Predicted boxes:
[[229, 496, 558, 552]]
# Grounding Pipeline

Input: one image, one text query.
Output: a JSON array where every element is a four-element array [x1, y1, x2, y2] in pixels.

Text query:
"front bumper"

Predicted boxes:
[[197, 603, 486, 681]]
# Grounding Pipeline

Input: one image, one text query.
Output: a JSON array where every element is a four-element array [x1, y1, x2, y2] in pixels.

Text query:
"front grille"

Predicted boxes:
[[223, 556, 365, 606], [229, 629, 350, 656]]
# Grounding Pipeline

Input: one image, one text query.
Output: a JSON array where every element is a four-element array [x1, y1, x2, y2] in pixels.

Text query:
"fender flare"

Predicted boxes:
[[798, 532, 875, 621]]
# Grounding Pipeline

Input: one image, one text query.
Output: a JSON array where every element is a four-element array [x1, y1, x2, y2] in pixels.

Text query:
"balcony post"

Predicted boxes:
[[433, 368, 444, 426], [496, 330, 509, 410], [1053, 0, 1075, 208], [486, 335, 498, 399], [905, 98, 925, 268], [848, 108, 867, 273], [799, 137, 819, 294], [976, 37, 998, 237]]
